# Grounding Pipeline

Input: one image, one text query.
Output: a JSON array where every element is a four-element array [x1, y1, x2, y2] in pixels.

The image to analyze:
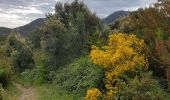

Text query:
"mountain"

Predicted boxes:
[[0, 10, 129, 35], [103, 10, 129, 24], [0, 27, 11, 35], [0, 18, 46, 36], [15, 18, 46, 35]]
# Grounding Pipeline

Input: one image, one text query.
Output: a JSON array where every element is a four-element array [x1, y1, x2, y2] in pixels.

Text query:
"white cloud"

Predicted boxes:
[[7, 7, 44, 15], [0, 0, 157, 28], [0, 13, 29, 28]]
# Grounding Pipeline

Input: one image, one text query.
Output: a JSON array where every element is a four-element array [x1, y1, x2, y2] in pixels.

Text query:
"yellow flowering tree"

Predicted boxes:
[[86, 33, 148, 99]]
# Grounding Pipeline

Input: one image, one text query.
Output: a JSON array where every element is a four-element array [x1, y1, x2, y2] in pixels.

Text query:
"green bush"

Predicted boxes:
[[21, 67, 45, 86], [20, 50, 48, 86], [116, 72, 170, 100], [54, 56, 104, 95], [5, 33, 34, 73], [0, 48, 12, 87], [10, 49, 34, 73]]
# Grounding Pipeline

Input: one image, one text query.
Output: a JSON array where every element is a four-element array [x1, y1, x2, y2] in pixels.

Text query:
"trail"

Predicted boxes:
[[13, 82, 37, 100]]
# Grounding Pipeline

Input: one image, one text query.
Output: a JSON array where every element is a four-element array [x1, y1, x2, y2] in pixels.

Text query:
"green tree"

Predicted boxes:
[[5, 32, 34, 72], [0, 47, 12, 87], [27, 28, 43, 48], [40, 0, 103, 70]]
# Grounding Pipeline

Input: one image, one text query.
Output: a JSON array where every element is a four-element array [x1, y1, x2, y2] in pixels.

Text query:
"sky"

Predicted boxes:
[[0, 0, 157, 28]]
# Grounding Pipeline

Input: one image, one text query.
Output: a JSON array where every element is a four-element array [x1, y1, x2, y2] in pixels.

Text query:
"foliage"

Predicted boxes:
[[20, 50, 49, 85], [40, 16, 71, 68], [116, 72, 170, 100], [37, 84, 82, 100], [5, 32, 34, 73], [0, 35, 7, 46], [85, 88, 102, 100], [109, 0, 170, 92], [87, 33, 149, 99], [0, 83, 5, 99], [21, 68, 45, 86], [27, 28, 43, 48], [56, 0, 103, 50], [91, 33, 147, 81], [1, 0, 170, 99], [128, 0, 170, 91], [26, 0, 104, 73], [109, 16, 134, 33], [54, 56, 104, 95], [54, 0, 102, 34], [0, 47, 12, 87], [127, 0, 170, 72]]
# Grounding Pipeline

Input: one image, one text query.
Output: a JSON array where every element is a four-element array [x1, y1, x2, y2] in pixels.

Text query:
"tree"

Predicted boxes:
[[5, 32, 34, 72], [54, 0, 103, 51], [27, 28, 43, 48], [40, 16, 73, 71], [125, 0, 170, 88], [0, 47, 12, 87], [86, 33, 149, 99], [40, 0, 103, 70]]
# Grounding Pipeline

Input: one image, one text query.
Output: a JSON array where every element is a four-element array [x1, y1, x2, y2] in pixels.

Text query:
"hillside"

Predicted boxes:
[[15, 18, 46, 35], [103, 10, 129, 24], [0, 27, 11, 35], [0, 11, 129, 35], [0, 18, 45, 36]]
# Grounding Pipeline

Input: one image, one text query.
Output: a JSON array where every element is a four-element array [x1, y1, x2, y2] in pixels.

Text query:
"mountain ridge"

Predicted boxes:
[[0, 10, 129, 35], [0, 18, 46, 35], [103, 10, 129, 24]]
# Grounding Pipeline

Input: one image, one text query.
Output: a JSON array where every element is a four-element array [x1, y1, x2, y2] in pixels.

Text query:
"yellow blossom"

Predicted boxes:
[[85, 88, 102, 100], [86, 33, 148, 99]]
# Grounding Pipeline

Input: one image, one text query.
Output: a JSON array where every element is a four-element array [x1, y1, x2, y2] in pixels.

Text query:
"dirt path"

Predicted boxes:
[[13, 83, 37, 100]]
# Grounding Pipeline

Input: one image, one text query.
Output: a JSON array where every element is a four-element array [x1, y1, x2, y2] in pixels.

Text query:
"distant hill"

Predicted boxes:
[[0, 27, 11, 35], [15, 18, 46, 35], [0, 10, 129, 35], [0, 18, 46, 36], [103, 10, 129, 24]]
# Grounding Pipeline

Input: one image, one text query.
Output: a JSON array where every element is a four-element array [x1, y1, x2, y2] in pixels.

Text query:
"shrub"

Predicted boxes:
[[20, 50, 48, 85], [85, 88, 102, 100], [0, 48, 12, 87], [54, 56, 104, 95], [21, 67, 45, 86], [116, 72, 170, 100], [10, 49, 34, 72], [5, 33, 34, 73], [88, 33, 148, 99]]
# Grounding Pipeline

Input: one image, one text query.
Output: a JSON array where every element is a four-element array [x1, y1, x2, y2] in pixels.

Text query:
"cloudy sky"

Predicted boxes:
[[0, 0, 157, 28]]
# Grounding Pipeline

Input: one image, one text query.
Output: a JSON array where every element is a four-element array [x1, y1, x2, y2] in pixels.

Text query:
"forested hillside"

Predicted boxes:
[[103, 10, 129, 24], [0, 18, 45, 36], [0, 0, 170, 100], [0, 27, 11, 35]]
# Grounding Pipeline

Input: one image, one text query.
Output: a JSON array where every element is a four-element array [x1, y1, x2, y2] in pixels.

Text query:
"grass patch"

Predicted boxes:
[[2, 83, 21, 100], [36, 84, 83, 100]]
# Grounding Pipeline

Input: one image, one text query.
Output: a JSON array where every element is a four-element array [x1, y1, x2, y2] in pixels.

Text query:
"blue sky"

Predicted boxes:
[[0, 0, 157, 28]]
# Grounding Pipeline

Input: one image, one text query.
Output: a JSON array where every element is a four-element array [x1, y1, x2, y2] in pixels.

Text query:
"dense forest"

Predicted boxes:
[[0, 0, 170, 100]]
